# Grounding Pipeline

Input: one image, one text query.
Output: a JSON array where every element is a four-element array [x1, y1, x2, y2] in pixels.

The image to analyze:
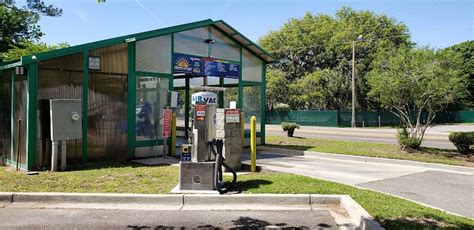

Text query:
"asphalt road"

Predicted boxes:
[[266, 124, 474, 149], [0, 209, 337, 229], [244, 151, 474, 218]]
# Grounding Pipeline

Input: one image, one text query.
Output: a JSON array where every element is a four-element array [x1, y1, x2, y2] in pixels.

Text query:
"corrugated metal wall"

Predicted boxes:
[[87, 43, 128, 161], [13, 75, 27, 165], [0, 70, 12, 161], [37, 52, 84, 167]]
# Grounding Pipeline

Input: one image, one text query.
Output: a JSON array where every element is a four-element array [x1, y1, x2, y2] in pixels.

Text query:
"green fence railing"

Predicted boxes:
[[266, 110, 474, 127]]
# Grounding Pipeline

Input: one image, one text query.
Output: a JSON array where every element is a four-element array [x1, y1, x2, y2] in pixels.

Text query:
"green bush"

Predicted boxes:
[[281, 122, 300, 137], [449, 132, 474, 154], [397, 128, 422, 149]]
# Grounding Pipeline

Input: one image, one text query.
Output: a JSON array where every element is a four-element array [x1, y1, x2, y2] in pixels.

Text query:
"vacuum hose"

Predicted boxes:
[[209, 139, 237, 194]]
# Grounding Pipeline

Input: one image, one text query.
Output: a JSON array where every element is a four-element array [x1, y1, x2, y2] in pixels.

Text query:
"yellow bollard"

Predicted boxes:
[[250, 116, 257, 172], [171, 112, 177, 157]]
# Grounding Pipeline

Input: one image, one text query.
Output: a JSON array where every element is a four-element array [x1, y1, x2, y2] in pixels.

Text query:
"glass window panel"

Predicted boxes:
[[242, 49, 263, 82], [210, 28, 240, 61], [207, 76, 220, 86], [224, 78, 238, 85], [224, 87, 238, 109], [136, 77, 169, 141], [136, 35, 172, 74], [242, 86, 261, 132], [173, 78, 185, 88], [174, 27, 210, 57]]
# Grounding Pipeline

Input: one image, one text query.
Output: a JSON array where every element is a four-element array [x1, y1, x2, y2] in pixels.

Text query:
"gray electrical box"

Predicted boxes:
[[50, 99, 82, 141]]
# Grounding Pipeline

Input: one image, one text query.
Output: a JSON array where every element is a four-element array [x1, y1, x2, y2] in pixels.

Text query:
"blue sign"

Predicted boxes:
[[173, 53, 240, 79], [181, 152, 191, 161], [173, 53, 202, 75]]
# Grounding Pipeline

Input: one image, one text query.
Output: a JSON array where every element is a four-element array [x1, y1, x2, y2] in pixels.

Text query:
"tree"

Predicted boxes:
[[444, 40, 473, 109], [0, 0, 62, 57], [266, 69, 290, 109], [259, 7, 411, 110], [368, 47, 468, 149], [0, 40, 69, 61]]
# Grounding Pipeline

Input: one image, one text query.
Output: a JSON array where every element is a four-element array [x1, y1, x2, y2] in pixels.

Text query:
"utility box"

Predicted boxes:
[[49, 99, 82, 141], [179, 162, 216, 190]]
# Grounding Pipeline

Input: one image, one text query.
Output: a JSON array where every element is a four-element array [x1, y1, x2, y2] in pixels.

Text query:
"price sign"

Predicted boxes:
[[195, 104, 206, 121], [162, 109, 172, 137], [225, 109, 240, 123]]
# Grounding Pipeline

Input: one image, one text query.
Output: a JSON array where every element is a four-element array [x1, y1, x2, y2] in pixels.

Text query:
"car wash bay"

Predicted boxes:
[[0, 19, 273, 171]]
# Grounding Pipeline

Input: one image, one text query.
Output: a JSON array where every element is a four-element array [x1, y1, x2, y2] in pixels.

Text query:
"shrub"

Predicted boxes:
[[449, 132, 474, 154], [281, 122, 300, 137], [397, 128, 422, 149]]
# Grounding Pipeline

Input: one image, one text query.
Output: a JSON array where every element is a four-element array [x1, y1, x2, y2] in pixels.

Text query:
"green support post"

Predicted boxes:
[[10, 71, 14, 162], [185, 77, 190, 137], [82, 50, 89, 163], [26, 63, 38, 170], [238, 47, 243, 110], [218, 77, 224, 108], [127, 42, 137, 158], [261, 64, 266, 145]]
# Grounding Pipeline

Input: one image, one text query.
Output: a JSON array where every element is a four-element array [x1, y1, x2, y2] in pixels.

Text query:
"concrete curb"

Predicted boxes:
[[257, 146, 474, 174], [0, 192, 382, 229]]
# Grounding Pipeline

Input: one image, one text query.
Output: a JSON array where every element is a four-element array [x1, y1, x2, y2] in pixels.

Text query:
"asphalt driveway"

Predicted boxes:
[[243, 149, 474, 218]]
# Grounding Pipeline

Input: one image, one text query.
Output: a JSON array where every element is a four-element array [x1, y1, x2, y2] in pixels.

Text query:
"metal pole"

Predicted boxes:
[[250, 116, 257, 172], [351, 41, 356, 128], [51, 140, 58, 171], [16, 119, 21, 171]]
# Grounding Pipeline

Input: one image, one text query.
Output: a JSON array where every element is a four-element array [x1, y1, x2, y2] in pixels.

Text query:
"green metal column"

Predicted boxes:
[[127, 41, 137, 158], [218, 77, 224, 108], [10, 71, 14, 162], [238, 47, 243, 109], [185, 77, 190, 137], [26, 63, 38, 170], [82, 50, 89, 163], [261, 64, 267, 145]]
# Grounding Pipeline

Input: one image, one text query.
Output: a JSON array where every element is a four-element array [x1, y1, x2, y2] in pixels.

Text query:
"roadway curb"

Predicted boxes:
[[0, 192, 382, 230]]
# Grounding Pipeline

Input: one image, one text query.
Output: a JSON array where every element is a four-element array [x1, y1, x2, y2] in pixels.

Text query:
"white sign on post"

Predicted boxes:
[[225, 109, 240, 123], [88, 57, 100, 70]]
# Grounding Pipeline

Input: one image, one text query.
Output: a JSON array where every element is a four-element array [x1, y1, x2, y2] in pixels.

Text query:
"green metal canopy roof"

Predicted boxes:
[[0, 19, 273, 70]]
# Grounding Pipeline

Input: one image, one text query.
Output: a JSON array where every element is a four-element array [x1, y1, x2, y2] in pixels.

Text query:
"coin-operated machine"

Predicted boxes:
[[179, 91, 241, 193]]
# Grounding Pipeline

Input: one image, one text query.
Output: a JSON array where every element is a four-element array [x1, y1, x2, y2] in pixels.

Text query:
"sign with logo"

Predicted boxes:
[[225, 109, 240, 123], [181, 152, 191, 161], [162, 109, 172, 137], [173, 53, 202, 75], [173, 53, 240, 79], [195, 104, 206, 121], [191, 92, 218, 105]]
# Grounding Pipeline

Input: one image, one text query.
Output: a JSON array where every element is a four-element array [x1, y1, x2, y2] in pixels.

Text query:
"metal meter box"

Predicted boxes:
[[49, 99, 82, 141]]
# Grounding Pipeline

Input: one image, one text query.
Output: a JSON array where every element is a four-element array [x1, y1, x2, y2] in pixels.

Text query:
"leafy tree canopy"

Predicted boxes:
[[367, 47, 468, 147], [443, 40, 473, 109], [259, 7, 412, 110], [0, 40, 69, 61], [0, 0, 62, 58]]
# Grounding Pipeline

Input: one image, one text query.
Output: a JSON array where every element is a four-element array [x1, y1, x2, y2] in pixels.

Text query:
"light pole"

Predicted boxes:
[[351, 34, 363, 128]]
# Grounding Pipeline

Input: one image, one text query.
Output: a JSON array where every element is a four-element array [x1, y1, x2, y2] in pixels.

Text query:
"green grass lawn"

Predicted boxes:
[[266, 136, 474, 167], [236, 172, 474, 229], [0, 162, 179, 194], [1, 162, 472, 229]]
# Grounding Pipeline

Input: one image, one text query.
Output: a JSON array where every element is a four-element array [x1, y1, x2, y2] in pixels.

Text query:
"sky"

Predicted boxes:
[[21, 0, 474, 49]]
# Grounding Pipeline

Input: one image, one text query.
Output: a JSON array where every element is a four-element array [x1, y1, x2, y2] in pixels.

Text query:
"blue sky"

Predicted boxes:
[[25, 0, 474, 48]]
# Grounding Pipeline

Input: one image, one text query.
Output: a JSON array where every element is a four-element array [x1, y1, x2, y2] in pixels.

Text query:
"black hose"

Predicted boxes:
[[210, 139, 237, 194]]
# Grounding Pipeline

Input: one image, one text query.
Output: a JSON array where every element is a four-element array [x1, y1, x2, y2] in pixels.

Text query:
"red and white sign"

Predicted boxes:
[[225, 109, 240, 123], [162, 109, 172, 137], [195, 105, 206, 121]]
